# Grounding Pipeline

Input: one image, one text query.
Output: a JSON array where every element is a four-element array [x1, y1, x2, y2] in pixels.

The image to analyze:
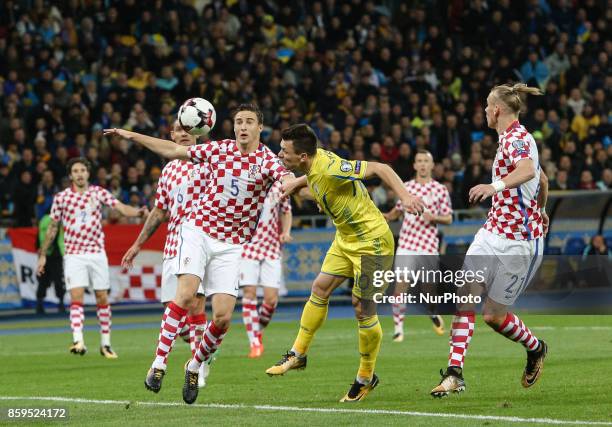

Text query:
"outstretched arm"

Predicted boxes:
[[423, 212, 453, 225], [114, 201, 149, 218], [280, 209, 293, 243], [469, 158, 536, 204], [121, 207, 166, 269], [365, 162, 425, 215], [37, 219, 59, 276], [103, 128, 189, 160], [281, 175, 308, 198]]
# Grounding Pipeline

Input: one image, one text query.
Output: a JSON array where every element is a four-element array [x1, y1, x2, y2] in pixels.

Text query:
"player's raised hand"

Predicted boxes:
[[36, 255, 46, 276], [103, 128, 130, 139], [402, 195, 425, 215], [469, 184, 496, 204], [121, 244, 140, 270]]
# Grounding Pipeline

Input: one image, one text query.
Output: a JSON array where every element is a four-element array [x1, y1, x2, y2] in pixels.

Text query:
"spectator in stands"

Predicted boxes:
[[596, 168, 612, 190], [580, 234, 612, 288], [520, 50, 549, 89], [0, 0, 609, 228], [550, 169, 570, 191], [579, 170, 597, 190], [583, 235, 612, 259], [12, 170, 37, 226], [35, 169, 57, 220]]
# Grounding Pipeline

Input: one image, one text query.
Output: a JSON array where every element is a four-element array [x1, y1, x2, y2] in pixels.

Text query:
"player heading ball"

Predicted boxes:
[[267, 123, 425, 402]]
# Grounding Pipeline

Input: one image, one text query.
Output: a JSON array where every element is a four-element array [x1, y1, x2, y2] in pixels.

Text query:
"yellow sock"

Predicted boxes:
[[292, 294, 329, 355], [357, 315, 382, 382]]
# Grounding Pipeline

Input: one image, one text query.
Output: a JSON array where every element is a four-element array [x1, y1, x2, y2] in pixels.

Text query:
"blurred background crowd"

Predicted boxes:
[[0, 0, 610, 227]]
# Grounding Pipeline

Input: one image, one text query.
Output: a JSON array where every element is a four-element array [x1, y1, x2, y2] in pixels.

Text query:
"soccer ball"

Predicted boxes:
[[178, 98, 216, 136]]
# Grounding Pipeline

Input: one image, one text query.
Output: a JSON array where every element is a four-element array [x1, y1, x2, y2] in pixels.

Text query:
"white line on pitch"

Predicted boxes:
[[1, 396, 611, 426]]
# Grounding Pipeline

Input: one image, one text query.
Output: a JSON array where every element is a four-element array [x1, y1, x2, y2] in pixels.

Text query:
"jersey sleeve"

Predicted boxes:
[[504, 135, 534, 166], [324, 149, 368, 182], [437, 185, 453, 216], [49, 193, 62, 222], [263, 151, 289, 181], [187, 142, 213, 164], [155, 167, 170, 210], [98, 187, 119, 208], [280, 190, 292, 213]]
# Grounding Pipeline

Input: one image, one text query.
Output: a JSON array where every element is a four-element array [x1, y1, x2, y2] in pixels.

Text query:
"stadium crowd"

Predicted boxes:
[[0, 0, 610, 227]]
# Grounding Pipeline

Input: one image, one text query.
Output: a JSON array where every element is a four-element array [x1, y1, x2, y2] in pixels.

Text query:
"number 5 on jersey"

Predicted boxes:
[[230, 178, 239, 197]]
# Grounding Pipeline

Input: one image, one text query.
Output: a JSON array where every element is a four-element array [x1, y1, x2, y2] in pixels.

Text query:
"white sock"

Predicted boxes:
[[187, 358, 201, 372], [101, 333, 111, 347]]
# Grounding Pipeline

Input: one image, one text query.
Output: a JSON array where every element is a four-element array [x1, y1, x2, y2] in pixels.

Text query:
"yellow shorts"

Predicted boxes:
[[321, 229, 394, 300]]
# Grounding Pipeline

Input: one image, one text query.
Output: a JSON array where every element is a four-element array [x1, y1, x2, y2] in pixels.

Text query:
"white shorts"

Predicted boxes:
[[463, 228, 543, 305], [394, 248, 439, 283], [239, 258, 283, 289], [176, 221, 242, 297], [161, 258, 205, 304], [64, 252, 110, 291]]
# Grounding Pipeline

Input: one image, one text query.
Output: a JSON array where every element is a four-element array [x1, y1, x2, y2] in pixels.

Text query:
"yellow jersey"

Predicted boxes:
[[306, 149, 389, 241]]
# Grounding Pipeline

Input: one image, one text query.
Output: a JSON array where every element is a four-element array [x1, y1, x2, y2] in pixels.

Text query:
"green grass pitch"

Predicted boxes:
[[1, 312, 612, 426]]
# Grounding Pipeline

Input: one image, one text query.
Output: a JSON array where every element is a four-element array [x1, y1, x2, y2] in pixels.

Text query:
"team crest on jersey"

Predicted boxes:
[[248, 164, 261, 178], [340, 160, 352, 172], [512, 140, 527, 152]]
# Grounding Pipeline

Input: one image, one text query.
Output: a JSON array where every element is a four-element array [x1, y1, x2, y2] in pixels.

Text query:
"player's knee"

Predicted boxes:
[[264, 292, 278, 307], [212, 311, 232, 330], [242, 286, 256, 300], [351, 296, 364, 318], [312, 280, 332, 299], [189, 296, 205, 314], [175, 292, 194, 309], [95, 291, 109, 305]]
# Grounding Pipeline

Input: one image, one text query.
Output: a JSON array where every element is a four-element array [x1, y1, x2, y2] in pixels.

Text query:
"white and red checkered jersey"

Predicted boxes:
[[242, 180, 291, 261], [155, 159, 208, 259], [49, 185, 118, 255], [186, 140, 288, 244], [484, 120, 543, 241], [396, 179, 452, 254]]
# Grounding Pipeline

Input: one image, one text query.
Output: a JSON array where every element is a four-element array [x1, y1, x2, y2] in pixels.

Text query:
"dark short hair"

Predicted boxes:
[[281, 124, 318, 156], [67, 157, 92, 174], [232, 103, 263, 124]]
